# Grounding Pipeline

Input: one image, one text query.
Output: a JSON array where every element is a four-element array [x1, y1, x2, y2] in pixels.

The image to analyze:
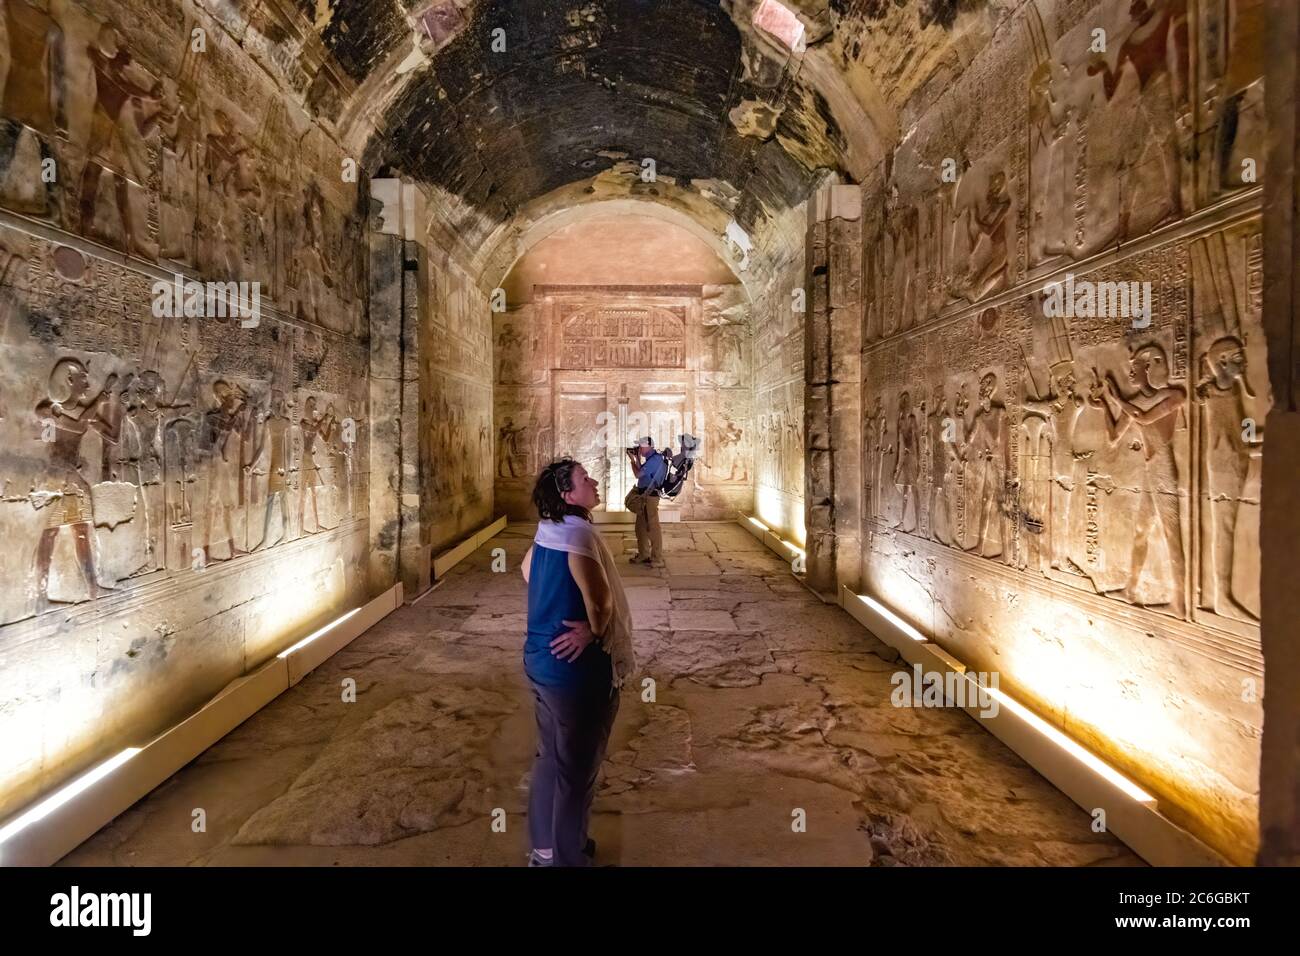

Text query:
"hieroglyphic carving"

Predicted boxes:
[[0, 0, 365, 331], [701, 283, 751, 389], [862, 212, 1264, 640], [424, 254, 492, 542], [756, 379, 803, 499], [701, 387, 752, 486], [0, 224, 369, 626], [495, 285, 751, 519], [752, 255, 805, 532], [558, 302, 686, 369]]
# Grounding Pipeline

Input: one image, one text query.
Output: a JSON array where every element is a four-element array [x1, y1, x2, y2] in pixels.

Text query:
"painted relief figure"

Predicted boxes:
[[703, 319, 744, 376], [204, 109, 262, 277], [78, 23, 161, 259], [719, 419, 747, 482], [700, 417, 746, 483], [156, 66, 199, 264], [959, 170, 1012, 303], [1086, 0, 1191, 242], [961, 373, 1010, 559], [298, 395, 335, 535], [293, 181, 334, 327], [32, 358, 121, 610], [119, 370, 185, 573], [1196, 336, 1262, 621], [1097, 343, 1187, 613], [0, 0, 65, 217], [251, 390, 291, 551], [202, 380, 250, 562], [864, 396, 885, 522], [497, 322, 523, 383], [1028, 59, 1074, 265], [893, 391, 919, 533], [928, 386, 962, 547]]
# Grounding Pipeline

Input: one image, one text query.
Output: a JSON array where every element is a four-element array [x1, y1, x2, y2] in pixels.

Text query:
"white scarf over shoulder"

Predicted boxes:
[[533, 515, 636, 689]]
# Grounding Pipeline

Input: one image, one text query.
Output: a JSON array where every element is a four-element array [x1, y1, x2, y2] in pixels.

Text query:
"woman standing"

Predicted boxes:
[[522, 459, 635, 866]]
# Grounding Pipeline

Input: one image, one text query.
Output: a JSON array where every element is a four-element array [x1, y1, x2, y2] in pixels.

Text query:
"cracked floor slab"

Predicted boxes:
[[62, 523, 1140, 868]]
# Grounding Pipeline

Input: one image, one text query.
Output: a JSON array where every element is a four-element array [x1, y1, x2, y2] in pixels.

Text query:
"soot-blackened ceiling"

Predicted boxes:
[[357, 0, 836, 240]]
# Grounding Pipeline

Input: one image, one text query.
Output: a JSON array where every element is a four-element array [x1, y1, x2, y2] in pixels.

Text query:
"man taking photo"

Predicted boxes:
[[625, 436, 668, 567]]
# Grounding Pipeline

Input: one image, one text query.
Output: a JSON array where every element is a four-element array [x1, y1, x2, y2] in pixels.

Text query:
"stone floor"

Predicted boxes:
[[63, 521, 1140, 867]]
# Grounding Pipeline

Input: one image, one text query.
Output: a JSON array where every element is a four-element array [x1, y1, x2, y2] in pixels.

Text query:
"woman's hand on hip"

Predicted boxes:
[[551, 620, 595, 662]]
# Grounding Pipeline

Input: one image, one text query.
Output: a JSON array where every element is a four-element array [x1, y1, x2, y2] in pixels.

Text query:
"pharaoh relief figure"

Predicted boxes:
[[31, 358, 122, 611], [119, 370, 187, 573], [1023, 358, 1116, 575], [1086, 0, 1191, 243], [496, 321, 524, 383], [1195, 336, 1262, 621], [927, 385, 963, 547], [297, 395, 335, 535], [78, 22, 161, 259], [204, 109, 262, 276], [156, 64, 199, 264], [958, 170, 1012, 304], [961, 372, 1011, 560], [1028, 58, 1075, 266], [1096, 343, 1187, 615], [892, 391, 920, 533], [202, 380, 251, 562], [293, 180, 334, 327], [720, 419, 747, 482], [250, 390, 291, 552], [863, 396, 885, 522]]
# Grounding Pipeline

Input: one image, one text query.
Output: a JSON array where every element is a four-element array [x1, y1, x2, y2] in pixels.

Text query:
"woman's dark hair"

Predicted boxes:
[[532, 458, 591, 523]]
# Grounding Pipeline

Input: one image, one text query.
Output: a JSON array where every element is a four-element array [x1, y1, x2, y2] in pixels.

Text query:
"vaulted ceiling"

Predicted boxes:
[[283, 0, 995, 283]]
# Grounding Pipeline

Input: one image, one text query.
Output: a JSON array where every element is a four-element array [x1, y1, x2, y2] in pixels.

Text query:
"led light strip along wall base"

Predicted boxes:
[[0, 583, 404, 867], [838, 586, 1228, 867], [739, 513, 807, 571]]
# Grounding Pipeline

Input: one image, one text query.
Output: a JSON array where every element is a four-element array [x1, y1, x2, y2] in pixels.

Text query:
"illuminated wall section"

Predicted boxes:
[[754, 253, 807, 545], [0, 0, 372, 823], [852, 0, 1266, 863], [421, 249, 495, 553], [492, 215, 756, 521]]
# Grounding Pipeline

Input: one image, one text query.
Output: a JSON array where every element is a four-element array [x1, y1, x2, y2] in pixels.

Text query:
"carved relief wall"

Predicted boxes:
[[854, 0, 1266, 863], [494, 283, 754, 521], [0, 0, 370, 821], [754, 253, 806, 543], [422, 251, 493, 553]]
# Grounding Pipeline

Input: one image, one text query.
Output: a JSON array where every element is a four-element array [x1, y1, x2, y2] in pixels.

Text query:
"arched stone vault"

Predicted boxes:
[[325, 0, 996, 275], [480, 194, 757, 299]]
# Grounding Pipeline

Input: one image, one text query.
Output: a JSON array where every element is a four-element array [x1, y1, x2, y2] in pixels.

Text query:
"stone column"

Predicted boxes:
[[1258, 0, 1300, 866], [805, 183, 863, 597], [367, 180, 426, 598]]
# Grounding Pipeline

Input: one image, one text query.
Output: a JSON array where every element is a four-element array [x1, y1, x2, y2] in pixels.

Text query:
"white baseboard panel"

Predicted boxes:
[[0, 582, 404, 867], [838, 585, 1227, 868], [737, 514, 804, 569], [432, 515, 508, 579]]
